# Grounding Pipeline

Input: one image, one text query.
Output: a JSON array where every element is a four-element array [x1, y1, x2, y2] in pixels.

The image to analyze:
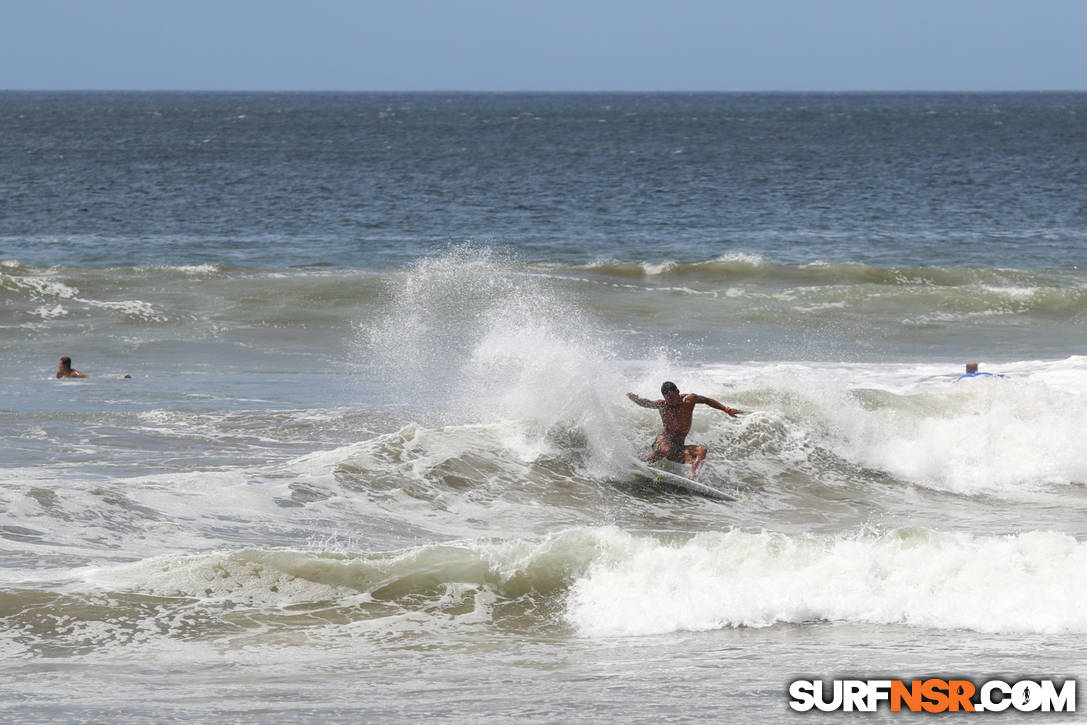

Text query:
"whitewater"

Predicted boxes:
[[3, 247, 1085, 722], [2, 91, 1086, 723]]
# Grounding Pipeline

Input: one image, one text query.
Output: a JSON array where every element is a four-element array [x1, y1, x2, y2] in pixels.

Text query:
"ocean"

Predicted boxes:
[[1, 91, 1085, 723]]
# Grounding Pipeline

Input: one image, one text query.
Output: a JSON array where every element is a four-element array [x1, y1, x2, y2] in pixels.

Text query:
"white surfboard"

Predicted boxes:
[[631, 462, 738, 501]]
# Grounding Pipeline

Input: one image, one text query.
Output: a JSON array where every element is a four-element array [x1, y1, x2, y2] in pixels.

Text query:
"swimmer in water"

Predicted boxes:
[[56, 356, 89, 379]]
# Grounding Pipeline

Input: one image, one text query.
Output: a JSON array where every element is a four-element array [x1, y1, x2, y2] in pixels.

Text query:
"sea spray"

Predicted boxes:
[[364, 246, 639, 476]]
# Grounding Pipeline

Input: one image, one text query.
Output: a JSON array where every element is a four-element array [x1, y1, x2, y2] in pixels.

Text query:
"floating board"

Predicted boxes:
[[631, 463, 738, 501]]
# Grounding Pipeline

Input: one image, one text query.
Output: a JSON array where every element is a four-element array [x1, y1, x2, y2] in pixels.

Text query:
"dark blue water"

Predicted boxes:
[[2, 91, 1085, 270]]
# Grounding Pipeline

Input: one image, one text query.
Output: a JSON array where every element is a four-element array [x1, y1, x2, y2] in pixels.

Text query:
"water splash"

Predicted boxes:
[[363, 245, 636, 475]]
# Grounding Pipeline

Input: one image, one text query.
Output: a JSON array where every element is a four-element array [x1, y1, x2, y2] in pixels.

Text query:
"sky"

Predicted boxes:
[[2, 0, 1085, 92]]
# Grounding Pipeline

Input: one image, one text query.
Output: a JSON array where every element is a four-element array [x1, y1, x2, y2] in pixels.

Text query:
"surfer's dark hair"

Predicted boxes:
[[661, 381, 679, 395]]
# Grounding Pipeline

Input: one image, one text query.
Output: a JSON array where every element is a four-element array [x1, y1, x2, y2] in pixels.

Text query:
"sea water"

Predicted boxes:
[[1, 92, 1085, 723]]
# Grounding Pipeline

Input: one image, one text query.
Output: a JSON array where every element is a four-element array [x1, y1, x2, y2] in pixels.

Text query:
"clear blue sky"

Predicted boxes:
[[3, 0, 1085, 91]]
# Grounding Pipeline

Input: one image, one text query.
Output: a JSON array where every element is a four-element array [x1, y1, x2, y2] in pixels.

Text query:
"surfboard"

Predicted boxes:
[[631, 463, 738, 501]]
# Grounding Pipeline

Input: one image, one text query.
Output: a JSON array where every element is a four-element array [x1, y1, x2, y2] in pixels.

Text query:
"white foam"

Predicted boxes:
[[849, 382, 1086, 493], [134, 264, 222, 275], [701, 358, 1087, 494], [904, 309, 1010, 325], [81, 298, 165, 321], [2, 268, 164, 321], [641, 261, 676, 275], [980, 284, 1039, 299], [565, 527, 1087, 637], [712, 252, 767, 266], [80, 549, 362, 607], [32, 303, 68, 319], [4, 273, 79, 299], [793, 301, 847, 313]]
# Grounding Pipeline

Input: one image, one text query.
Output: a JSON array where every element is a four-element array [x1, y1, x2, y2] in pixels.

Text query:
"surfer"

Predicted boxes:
[[627, 381, 743, 480], [56, 356, 89, 379]]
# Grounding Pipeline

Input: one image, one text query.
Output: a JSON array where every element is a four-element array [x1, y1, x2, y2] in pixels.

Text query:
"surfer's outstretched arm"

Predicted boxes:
[[693, 394, 743, 417], [626, 392, 662, 409]]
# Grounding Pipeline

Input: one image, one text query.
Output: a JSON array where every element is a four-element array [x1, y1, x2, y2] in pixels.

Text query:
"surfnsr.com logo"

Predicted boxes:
[[788, 678, 1076, 713]]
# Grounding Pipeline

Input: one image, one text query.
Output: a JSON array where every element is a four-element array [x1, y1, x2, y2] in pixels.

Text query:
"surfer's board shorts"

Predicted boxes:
[[652, 434, 690, 464]]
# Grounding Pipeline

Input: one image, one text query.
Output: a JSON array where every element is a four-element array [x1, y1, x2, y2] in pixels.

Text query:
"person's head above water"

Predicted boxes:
[[57, 355, 89, 378], [965, 361, 979, 374], [661, 381, 679, 397]]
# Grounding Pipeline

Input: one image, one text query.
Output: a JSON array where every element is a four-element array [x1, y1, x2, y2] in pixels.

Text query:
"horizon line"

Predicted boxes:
[[2, 87, 1086, 95]]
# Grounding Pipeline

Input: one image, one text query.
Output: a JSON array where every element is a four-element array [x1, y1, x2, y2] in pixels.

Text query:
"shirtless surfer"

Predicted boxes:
[[627, 381, 743, 480], [56, 356, 89, 379]]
